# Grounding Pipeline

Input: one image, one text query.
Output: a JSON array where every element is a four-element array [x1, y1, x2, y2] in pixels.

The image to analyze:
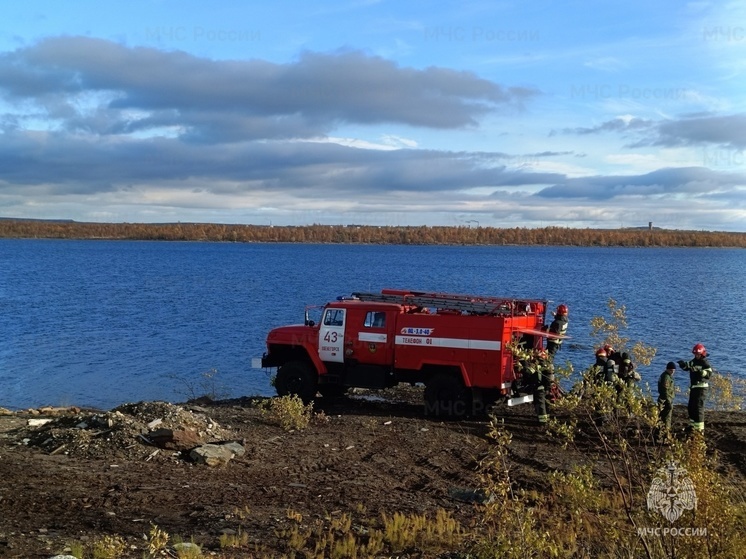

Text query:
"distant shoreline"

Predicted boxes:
[[1, 219, 745, 248]]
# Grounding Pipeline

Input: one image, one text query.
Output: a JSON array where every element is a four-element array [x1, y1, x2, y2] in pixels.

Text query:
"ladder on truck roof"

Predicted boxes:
[[352, 289, 546, 316]]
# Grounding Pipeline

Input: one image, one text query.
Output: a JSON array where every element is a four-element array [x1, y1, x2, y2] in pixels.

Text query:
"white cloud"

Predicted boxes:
[[299, 136, 401, 150], [583, 56, 628, 72], [380, 134, 418, 148]]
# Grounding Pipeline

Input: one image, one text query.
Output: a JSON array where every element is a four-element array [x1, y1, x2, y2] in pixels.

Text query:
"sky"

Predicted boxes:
[[0, 1, 745, 231]]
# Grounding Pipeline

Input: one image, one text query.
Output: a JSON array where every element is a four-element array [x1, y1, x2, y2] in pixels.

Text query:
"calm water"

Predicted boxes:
[[1, 240, 744, 410]]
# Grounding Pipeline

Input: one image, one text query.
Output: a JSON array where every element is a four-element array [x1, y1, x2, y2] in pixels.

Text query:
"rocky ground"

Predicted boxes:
[[0, 387, 744, 558]]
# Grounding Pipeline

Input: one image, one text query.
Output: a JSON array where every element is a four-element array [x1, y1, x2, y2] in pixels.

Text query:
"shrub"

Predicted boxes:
[[147, 523, 169, 555], [259, 394, 314, 431], [90, 535, 127, 559], [708, 372, 745, 411], [219, 527, 250, 549]]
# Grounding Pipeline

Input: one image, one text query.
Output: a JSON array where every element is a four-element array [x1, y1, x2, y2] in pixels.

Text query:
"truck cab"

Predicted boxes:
[[263, 300, 402, 401]]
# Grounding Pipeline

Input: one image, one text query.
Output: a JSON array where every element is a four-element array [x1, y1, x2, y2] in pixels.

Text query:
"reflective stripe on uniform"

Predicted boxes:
[[538, 414, 549, 423], [690, 420, 705, 431], [691, 383, 709, 389]]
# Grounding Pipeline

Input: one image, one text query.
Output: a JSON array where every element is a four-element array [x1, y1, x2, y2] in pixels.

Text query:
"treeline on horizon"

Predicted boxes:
[[1, 219, 745, 247]]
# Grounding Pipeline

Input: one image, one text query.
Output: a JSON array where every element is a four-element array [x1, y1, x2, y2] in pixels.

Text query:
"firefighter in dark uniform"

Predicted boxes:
[[517, 352, 552, 424], [592, 347, 607, 383], [604, 344, 623, 369], [678, 343, 713, 433], [593, 347, 618, 385], [657, 362, 676, 439], [534, 350, 554, 424], [545, 304, 568, 358], [590, 347, 618, 426], [619, 352, 638, 389]]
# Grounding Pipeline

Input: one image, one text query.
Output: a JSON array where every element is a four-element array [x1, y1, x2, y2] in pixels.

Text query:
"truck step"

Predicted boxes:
[[507, 394, 534, 406]]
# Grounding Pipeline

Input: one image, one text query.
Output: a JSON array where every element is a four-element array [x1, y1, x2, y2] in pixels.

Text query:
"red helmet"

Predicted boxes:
[[556, 304, 568, 315], [603, 344, 614, 355], [538, 349, 549, 359], [595, 347, 607, 358], [692, 343, 707, 356]]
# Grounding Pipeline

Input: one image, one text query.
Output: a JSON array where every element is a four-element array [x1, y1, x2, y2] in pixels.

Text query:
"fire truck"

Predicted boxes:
[[260, 289, 561, 417]]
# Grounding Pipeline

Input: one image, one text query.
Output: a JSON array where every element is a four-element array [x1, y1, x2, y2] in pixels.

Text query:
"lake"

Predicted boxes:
[[1, 240, 744, 410]]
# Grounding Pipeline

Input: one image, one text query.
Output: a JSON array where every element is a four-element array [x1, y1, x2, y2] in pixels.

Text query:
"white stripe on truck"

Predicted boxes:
[[358, 332, 388, 343], [394, 335, 500, 351]]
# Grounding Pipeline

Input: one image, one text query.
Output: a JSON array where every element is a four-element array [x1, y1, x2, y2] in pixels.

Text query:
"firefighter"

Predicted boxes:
[[593, 347, 618, 385], [619, 352, 640, 389], [678, 343, 713, 433], [517, 353, 551, 424], [592, 347, 607, 383], [590, 347, 617, 427], [535, 350, 554, 424], [604, 344, 623, 368], [545, 304, 568, 357], [656, 362, 676, 441]]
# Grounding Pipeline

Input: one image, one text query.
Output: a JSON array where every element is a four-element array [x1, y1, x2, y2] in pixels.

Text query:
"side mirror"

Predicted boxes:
[[306, 320, 315, 327]]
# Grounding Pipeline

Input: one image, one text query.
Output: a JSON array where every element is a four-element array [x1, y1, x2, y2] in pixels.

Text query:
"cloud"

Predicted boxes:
[[535, 167, 746, 200], [0, 36, 540, 143], [552, 116, 654, 136], [583, 56, 627, 72], [554, 113, 746, 151], [0, 36, 557, 211], [0, 128, 569, 198], [644, 114, 746, 150]]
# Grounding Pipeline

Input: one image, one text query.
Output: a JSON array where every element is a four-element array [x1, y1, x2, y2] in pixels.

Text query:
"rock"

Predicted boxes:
[[189, 444, 236, 467], [186, 404, 210, 413], [0, 407, 14, 416], [28, 418, 53, 427], [146, 428, 203, 451], [218, 441, 246, 457], [448, 486, 494, 504], [38, 406, 80, 415]]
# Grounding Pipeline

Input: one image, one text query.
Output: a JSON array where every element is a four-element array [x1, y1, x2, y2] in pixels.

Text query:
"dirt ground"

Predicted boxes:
[[0, 386, 745, 558]]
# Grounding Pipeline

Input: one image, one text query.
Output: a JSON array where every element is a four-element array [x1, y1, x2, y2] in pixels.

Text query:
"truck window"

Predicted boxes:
[[323, 309, 345, 326], [364, 311, 386, 328]]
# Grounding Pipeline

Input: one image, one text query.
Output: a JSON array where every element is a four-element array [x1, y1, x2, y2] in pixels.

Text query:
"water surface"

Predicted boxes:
[[1, 240, 743, 409]]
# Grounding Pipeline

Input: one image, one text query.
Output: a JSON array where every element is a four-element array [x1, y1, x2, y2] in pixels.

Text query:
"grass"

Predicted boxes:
[[58, 397, 746, 558]]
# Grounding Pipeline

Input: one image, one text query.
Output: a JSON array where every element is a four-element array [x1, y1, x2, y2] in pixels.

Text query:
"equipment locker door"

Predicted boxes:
[[351, 309, 393, 367], [319, 308, 345, 363]]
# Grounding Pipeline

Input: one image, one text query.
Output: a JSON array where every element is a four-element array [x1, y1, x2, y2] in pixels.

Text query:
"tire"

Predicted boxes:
[[275, 361, 317, 404], [424, 373, 472, 419]]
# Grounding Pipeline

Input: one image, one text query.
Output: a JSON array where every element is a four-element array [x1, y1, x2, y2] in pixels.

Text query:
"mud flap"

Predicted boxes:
[[507, 394, 534, 406]]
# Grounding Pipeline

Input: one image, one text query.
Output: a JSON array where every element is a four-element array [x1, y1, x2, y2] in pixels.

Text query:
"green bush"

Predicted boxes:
[[259, 394, 314, 431]]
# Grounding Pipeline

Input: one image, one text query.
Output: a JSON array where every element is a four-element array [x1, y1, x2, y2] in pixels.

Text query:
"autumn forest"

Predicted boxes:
[[1, 219, 745, 247]]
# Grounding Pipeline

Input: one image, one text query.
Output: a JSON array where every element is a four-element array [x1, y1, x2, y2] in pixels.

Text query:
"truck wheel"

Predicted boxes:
[[424, 374, 472, 419], [275, 361, 317, 404]]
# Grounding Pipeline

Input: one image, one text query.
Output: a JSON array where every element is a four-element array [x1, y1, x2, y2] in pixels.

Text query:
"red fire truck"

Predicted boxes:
[[260, 289, 560, 417]]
